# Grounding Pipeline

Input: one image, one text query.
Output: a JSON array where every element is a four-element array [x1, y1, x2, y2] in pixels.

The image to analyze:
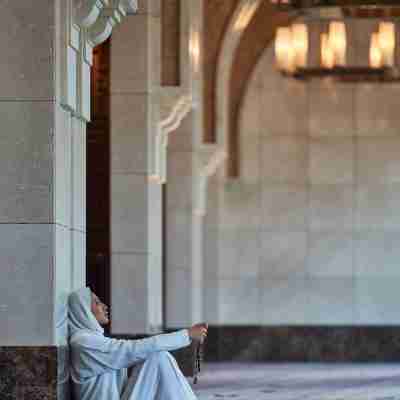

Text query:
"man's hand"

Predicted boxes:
[[188, 323, 208, 343]]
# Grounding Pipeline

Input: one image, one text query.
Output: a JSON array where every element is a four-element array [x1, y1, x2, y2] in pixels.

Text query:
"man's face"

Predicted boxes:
[[91, 293, 110, 325]]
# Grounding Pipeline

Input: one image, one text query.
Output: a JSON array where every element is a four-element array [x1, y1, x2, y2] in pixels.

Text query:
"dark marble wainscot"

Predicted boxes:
[[204, 326, 400, 362], [0, 347, 57, 400]]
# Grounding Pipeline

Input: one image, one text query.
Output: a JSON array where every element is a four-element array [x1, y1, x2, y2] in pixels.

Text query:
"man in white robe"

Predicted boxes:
[[69, 287, 207, 400]]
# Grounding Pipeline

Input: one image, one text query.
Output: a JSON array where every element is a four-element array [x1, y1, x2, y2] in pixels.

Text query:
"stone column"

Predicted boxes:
[[0, 2, 85, 399], [165, 113, 198, 327], [202, 174, 221, 325], [110, 2, 163, 335]]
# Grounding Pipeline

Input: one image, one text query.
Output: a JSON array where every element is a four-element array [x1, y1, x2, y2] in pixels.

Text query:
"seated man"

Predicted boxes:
[[69, 287, 207, 400]]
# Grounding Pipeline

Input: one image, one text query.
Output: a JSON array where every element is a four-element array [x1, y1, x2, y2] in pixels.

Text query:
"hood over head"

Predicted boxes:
[[68, 287, 104, 338]]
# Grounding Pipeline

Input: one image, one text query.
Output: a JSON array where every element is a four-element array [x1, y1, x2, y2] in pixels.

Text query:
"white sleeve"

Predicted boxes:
[[75, 330, 192, 377]]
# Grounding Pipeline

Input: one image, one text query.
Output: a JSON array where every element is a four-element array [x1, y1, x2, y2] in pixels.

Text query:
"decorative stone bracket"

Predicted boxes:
[[60, 0, 138, 121], [149, 0, 199, 184], [151, 90, 194, 184]]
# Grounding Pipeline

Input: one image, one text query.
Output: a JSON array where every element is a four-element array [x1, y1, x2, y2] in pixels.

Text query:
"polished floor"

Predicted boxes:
[[192, 363, 400, 400]]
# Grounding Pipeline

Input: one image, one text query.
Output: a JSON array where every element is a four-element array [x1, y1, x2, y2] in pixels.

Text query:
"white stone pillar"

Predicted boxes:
[[110, 4, 163, 334], [0, 1, 57, 347], [165, 113, 198, 327]]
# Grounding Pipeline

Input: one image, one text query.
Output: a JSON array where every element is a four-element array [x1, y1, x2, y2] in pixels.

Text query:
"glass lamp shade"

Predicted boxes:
[[321, 32, 335, 68], [292, 23, 309, 67], [370, 32, 383, 68], [328, 21, 347, 66], [378, 22, 395, 67], [275, 27, 296, 72]]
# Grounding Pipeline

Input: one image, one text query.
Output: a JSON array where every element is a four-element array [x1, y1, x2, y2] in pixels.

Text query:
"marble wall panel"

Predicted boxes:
[[111, 253, 148, 334], [309, 86, 355, 137], [259, 279, 308, 325], [252, 46, 283, 91], [209, 17, 400, 327], [239, 87, 262, 137], [0, 224, 53, 345], [309, 184, 354, 230], [166, 267, 192, 328], [307, 278, 354, 324], [219, 182, 260, 229], [203, 281, 220, 326], [0, 2, 54, 100], [261, 136, 308, 184], [166, 155, 194, 210], [357, 138, 400, 184], [356, 85, 400, 137], [355, 184, 400, 230], [111, 94, 148, 174], [218, 279, 260, 325], [166, 211, 191, 269], [355, 231, 400, 277], [167, 150, 194, 178], [261, 184, 308, 230], [260, 85, 309, 136], [111, 15, 149, 94], [307, 232, 353, 277], [354, 278, 400, 325], [260, 231, 307, 279], [218, 229, 259, 278], [203, 227, 219, 281], [309, 138, 355, 184], [111, 174, 148, 253], [240, 139, 261, 184], [0, 101, 53, 223]]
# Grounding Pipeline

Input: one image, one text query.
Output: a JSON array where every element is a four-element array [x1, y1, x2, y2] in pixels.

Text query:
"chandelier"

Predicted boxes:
[[271, 0, 400, 12], [272, 1, 400, 81]]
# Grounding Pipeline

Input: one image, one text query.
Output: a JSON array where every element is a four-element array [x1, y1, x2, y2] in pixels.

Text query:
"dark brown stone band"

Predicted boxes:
[[0, 347, 58, 400], [203, 326, 400, 362]]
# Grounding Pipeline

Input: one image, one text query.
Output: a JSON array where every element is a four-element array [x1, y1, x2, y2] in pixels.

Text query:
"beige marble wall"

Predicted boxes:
[[213, 19, 400, 325]]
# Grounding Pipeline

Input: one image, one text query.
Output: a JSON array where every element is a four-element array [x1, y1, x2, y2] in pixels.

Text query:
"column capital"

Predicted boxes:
[[60, 0, 138, 121]]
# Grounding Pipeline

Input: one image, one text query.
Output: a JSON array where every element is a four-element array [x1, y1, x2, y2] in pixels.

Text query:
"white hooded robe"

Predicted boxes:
[[68, 287, 198, 400]]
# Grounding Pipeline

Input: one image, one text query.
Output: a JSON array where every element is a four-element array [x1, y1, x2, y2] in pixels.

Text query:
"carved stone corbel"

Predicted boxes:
[[88, 0, 127, 46], [74, 0, 109, 28], [151, 91, 193, 184], [61, 0, 138, 121]]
